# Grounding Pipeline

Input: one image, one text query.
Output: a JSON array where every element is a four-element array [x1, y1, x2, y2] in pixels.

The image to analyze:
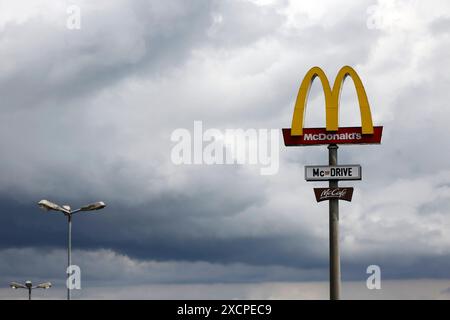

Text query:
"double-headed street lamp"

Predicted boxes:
[[38, 199, 106, 300], [10, 281, 51, 300]]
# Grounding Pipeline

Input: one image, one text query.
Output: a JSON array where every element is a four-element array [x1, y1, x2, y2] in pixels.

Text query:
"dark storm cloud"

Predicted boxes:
[[0, 186, 324, 269]]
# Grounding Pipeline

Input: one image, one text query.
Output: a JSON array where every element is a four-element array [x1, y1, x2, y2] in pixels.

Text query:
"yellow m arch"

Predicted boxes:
[[291, 66, 374, 136]]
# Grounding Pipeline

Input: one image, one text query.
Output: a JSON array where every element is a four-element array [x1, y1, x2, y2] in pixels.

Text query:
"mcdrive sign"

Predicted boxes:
[[305, 165, 362, 181]]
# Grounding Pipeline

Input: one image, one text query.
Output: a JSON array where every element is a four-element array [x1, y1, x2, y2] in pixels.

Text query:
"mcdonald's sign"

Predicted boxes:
[[283, 66, 383, 146]]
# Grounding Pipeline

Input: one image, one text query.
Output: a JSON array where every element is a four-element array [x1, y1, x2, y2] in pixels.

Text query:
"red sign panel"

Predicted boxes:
[[282, 126, 383, 146], [314, 188, 354, 202]]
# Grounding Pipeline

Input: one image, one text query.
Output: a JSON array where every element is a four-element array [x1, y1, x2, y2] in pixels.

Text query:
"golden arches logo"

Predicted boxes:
[[291, 66, 374, 136]]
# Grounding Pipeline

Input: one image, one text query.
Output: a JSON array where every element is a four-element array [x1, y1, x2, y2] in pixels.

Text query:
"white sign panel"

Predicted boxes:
[[305, 165, 362, 181]]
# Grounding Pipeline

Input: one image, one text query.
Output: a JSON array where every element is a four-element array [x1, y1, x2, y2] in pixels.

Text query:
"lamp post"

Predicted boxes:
[[38, 199, 106, 300], [10, 281, 52, 300]]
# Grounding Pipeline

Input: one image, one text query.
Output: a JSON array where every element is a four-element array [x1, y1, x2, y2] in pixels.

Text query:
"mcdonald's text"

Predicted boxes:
[[283, 126, 383, 146]]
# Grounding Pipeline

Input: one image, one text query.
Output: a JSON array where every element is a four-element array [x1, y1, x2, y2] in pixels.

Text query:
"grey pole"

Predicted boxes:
[[28, 288, 31, 301], [67, 214, 72, 300], [328, 144, 341, 300]]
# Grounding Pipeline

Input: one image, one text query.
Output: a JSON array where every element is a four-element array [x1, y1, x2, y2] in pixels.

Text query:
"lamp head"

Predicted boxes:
[[36, 282, 52, 289], [38, 200, 70, 214], [10, 282, 25, 289], [80, 201, 106, 212]]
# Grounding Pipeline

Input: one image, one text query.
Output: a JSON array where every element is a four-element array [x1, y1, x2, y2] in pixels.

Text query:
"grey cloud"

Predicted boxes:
[[0, 247, 326, 288], [3, 279, 450, 300], [0, 0, 214, 110], [2, 247, 450, 301]]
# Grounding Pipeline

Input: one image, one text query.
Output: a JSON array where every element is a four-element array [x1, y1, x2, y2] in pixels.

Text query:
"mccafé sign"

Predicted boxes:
[[314, 188, 354, 202], [282, 66, 383, 146]]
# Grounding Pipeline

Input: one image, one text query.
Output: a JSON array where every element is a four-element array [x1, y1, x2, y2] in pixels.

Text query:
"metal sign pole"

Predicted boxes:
[[328, 144, 341, 300]]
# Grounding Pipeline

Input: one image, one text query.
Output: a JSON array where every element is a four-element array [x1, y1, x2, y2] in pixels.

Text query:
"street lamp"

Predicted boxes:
[[10, 281, 51, 300], [38, 199, 106, 300]]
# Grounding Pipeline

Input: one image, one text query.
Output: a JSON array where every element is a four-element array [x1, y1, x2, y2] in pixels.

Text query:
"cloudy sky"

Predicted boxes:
[[1, 0, 450, 299]]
